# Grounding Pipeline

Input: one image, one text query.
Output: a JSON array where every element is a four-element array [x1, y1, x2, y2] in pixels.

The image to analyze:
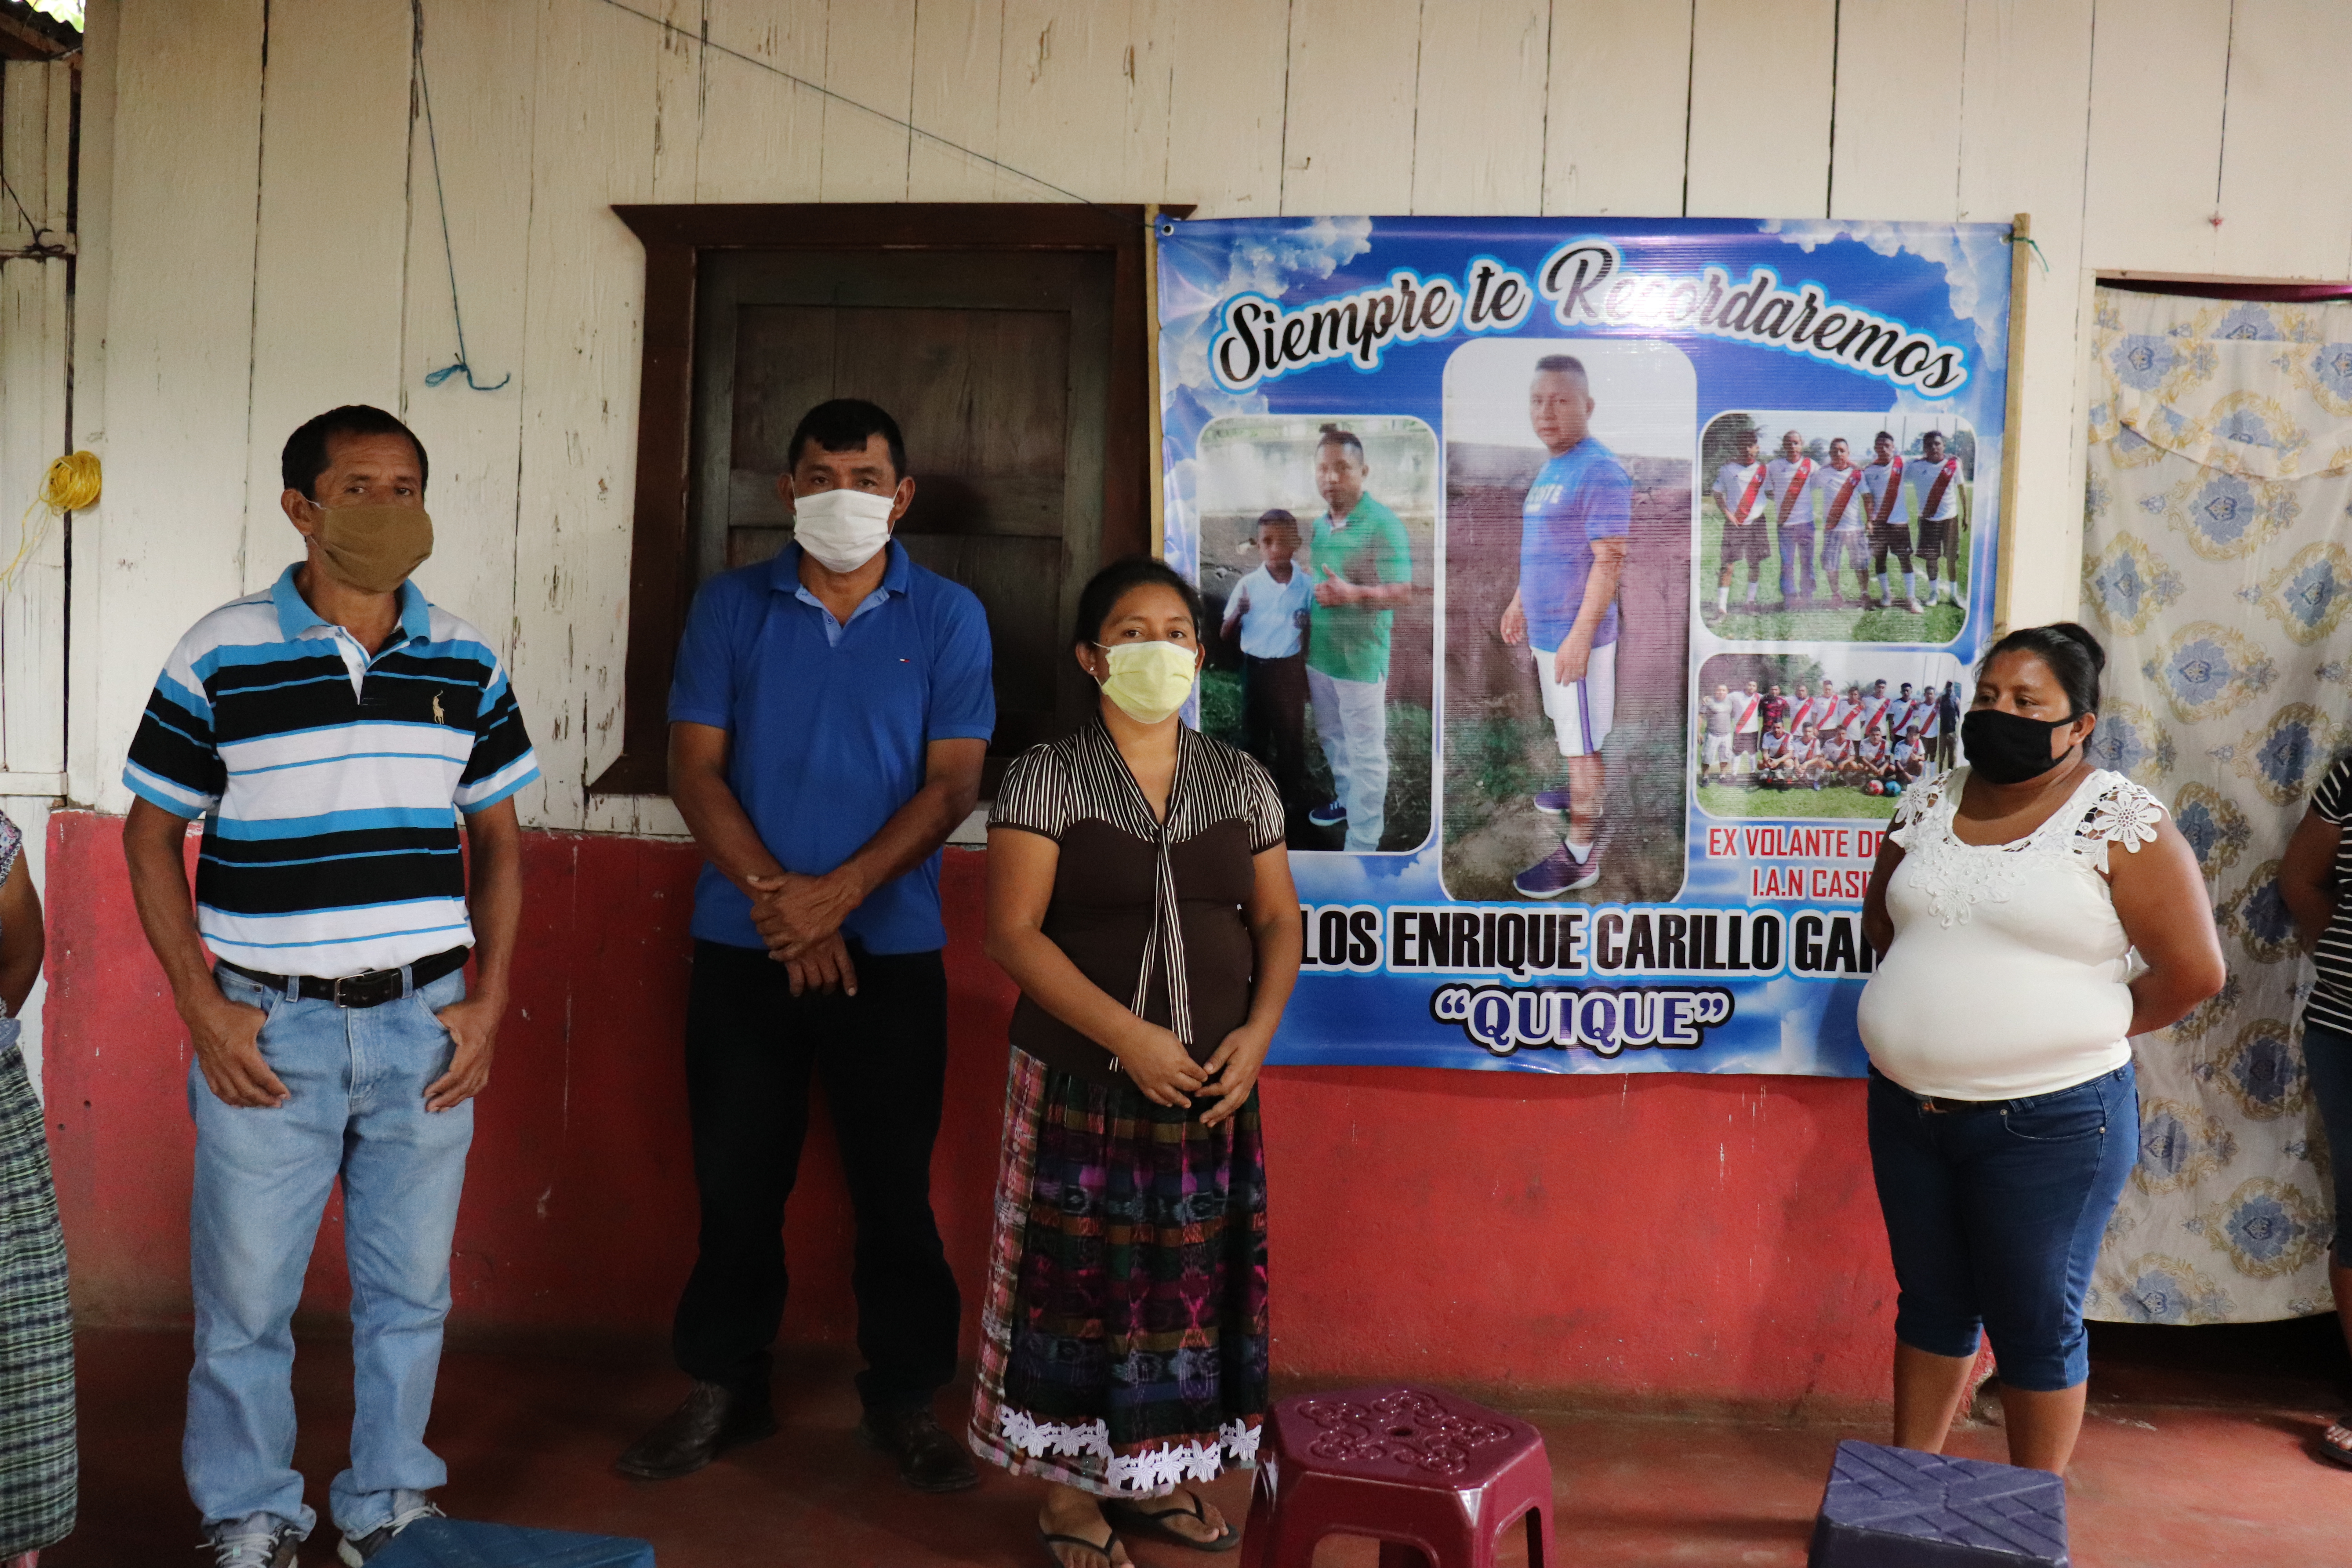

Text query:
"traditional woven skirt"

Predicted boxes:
[[968, 1047, 1268, 1498], [0, 1031, 74, 1556]]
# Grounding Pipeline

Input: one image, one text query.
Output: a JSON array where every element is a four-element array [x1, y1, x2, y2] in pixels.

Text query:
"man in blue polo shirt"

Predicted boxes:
[[122, 405, 537, 1568], [1499, 354, 1632, 898], [617, 399, 992, 1494]]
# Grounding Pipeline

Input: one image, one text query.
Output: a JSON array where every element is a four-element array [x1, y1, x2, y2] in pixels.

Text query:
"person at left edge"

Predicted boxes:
[[121, 406, 539, 1568], [616, 398, 993, 1494]]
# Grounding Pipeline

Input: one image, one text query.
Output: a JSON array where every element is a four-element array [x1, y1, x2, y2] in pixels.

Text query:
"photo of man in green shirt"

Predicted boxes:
[[1304, 424, 1414, 851]]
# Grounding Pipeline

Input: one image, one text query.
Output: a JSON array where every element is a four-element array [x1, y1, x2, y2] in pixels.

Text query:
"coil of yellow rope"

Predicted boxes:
[[40, 450, 101, 512], [0, 450, 98, 595]]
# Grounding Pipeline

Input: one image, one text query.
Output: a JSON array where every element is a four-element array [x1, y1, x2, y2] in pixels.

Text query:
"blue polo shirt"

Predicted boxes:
[[668, 541, 994, 954], [1519, 437, 1632, 652]]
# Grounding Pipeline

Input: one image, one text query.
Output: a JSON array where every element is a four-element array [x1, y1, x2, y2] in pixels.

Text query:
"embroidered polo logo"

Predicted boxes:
[[431, 692, 446, 725]]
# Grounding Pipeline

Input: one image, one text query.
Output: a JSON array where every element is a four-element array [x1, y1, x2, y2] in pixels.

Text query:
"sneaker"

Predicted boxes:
[[1906, 597, 1924, 614], [1532, 788, 1571, 816], [210, 1519, 303, 1568], [338, 1495, 444, 1564], [1307, 799, 1348, 829], [1512, 842, 1599, 898]]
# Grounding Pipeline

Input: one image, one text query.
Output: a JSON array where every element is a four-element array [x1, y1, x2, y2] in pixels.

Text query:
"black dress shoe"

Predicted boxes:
[[857, 1405, 980, 1492], [615, 1380, 779, 1479]]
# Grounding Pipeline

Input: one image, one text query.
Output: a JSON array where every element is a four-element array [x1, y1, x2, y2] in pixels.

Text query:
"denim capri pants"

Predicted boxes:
[[1866, 1062, 2138, 1392], [2299, 1015, 2352, 1267]]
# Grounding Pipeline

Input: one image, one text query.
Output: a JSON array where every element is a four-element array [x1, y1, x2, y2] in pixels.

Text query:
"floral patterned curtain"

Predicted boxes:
[[2078, 286, 2352, 1323]]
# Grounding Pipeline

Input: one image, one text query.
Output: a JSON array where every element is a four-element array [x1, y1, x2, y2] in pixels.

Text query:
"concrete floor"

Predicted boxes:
[[44, 1323, 2352, 1567]]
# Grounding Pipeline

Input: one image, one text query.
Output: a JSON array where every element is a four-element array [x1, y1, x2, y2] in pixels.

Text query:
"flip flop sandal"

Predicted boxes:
[[1038, 1524, 1125, 1568], [1103, 1492, 1243, 1553], [2317, 1422, 2352, 1470]]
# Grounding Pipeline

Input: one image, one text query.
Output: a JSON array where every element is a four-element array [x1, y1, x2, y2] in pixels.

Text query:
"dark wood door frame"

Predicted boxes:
[[589, 201, 1189, 799]]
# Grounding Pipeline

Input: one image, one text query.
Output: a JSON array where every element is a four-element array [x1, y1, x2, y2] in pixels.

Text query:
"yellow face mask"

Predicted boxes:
[[1094, 639, 1198, 724]]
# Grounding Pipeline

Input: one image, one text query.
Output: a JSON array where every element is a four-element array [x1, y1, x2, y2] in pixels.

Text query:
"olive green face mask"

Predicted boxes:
[[307, 501, 434, 594]]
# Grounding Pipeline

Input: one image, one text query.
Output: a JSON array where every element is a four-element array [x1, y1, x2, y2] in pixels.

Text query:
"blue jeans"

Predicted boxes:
[[1866, 1063, 2137, 1392], [187, 966, 473, 1539], [2300, 1015, 2352, 1266], [1779, 524, 1816, 601]]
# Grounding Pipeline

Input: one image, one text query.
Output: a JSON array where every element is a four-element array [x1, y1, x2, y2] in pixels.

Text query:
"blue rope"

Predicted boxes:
[[414, 0, 510, 393]]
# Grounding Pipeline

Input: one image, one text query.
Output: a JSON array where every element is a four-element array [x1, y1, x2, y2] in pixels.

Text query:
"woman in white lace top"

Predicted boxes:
[[1857, 623, 2222, 1476]]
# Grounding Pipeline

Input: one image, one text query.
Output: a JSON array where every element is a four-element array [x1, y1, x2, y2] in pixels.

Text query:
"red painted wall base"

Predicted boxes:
[[42, 809, 1895, 1412]]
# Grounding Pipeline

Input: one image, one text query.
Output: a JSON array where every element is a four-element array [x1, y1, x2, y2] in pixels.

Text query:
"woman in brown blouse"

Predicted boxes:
[[973, 557, 1301, 1568]]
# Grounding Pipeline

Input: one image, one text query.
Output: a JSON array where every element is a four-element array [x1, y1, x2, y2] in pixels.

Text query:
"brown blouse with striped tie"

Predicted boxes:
[[989, 718, 1287, 1086]]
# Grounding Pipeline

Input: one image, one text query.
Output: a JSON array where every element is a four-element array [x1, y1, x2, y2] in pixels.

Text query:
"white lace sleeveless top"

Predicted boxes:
[[1855, 765, 2163, 1100]]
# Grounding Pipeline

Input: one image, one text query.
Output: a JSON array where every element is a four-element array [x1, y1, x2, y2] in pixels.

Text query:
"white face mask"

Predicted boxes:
[[791, 486, 896, 573]]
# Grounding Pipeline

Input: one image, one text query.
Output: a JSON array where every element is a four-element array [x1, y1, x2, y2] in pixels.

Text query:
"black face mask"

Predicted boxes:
[[1961, 708, 2079, 785]]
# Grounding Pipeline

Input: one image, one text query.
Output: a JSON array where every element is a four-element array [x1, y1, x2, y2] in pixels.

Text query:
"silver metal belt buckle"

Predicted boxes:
[[331, 969, 392, 1008]]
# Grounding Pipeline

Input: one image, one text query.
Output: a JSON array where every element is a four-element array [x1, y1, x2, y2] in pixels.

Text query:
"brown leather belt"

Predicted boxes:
[[218, 945, 469, 1009]]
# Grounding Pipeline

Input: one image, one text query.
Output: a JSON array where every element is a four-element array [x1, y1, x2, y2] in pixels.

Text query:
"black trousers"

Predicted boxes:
[[1241, 652, 1311, 808], [672, 939, 959, 1414]]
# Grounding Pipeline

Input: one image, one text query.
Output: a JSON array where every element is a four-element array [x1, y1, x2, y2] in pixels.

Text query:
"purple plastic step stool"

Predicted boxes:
[[368, 1518, 655, 1568], [1808, 1440, 2067, 1567]]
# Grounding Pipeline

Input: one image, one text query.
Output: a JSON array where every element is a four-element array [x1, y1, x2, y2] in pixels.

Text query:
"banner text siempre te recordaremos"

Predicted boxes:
[[1210, 239, 1967, 397]]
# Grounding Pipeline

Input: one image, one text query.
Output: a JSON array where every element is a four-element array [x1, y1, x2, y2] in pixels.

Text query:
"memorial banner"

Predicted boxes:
[[1156, 216, 2014, 1075]]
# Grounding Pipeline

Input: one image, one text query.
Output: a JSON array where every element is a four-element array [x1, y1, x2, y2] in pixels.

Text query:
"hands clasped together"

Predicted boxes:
[[1115, 1018, 1272, 1129], [746, 867, 865, 997]]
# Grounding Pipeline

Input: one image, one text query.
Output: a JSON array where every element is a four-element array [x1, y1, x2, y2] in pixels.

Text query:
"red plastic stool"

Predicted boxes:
[[1239, 1385, 1554, 1567]]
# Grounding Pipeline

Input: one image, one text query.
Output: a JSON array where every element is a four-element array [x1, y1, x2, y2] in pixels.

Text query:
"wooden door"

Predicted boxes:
[[691, 250, 1113, 768]]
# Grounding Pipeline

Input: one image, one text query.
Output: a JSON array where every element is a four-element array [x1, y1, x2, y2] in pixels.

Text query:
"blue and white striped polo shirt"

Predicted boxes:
[[124, 563, 540, 978]]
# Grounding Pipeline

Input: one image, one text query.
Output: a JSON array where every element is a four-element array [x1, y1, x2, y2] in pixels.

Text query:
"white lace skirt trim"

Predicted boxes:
[[998, 1408, 1261, 1495]]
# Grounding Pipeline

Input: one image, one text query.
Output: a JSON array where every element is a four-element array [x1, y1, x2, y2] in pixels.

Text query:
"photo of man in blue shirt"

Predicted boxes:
[[1499, 354, 1632, 897]]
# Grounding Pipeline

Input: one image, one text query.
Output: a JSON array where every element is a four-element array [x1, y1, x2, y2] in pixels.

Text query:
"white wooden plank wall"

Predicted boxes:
[[1162, 0, 1287, 218], [1278, 0, 1421, 215], [64, 0, 2352, 824], [88, 0, 267, 816], [1684, 0, 1837, 219], [241, 0, 412, 596], [2082, 0, 2233, 276], [2212, 1, 2352, 283], [400, 0, 535, 661], [1541, 1, 1694, 217], [1955, 0, 2098, 627], [1829, 0, 1966, 222], [64, 0, 116, 807], [0, 61, 71, 788], [1411, 0, 1549, 216]]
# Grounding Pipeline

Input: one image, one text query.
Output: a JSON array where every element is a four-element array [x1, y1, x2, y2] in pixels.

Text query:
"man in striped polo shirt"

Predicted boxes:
[[122, 405, 537, 1568]]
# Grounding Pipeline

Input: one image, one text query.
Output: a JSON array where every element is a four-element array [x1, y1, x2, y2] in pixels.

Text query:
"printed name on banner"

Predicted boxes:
[[1429, 982, 1737, 1058]]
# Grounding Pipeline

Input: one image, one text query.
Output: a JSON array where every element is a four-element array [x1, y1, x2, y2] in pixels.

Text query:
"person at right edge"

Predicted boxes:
[[617, 398, 994, 1493], [1857, 623, 2222, 1474], [2270, 736, 2352, 1468]]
